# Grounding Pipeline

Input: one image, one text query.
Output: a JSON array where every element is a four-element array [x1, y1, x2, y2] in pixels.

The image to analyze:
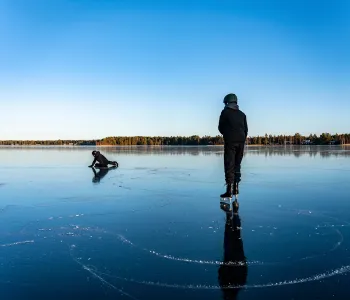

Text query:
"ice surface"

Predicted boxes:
[[0, 145, 350, 300]]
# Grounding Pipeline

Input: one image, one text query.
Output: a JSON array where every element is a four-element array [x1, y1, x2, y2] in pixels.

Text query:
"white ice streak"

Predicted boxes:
[[1, 240, 34, 247], [116, 234, 261, 266], [99, 265, 350, 290]]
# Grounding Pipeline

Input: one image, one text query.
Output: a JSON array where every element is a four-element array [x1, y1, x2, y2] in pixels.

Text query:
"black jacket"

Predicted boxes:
[[218, 107, 248, 143], [92, 151, 109, 165]]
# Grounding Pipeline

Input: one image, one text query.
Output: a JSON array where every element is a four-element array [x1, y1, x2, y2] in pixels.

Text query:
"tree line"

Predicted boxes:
[[248, 133, 350, 145], [0, 133, 349, 146]]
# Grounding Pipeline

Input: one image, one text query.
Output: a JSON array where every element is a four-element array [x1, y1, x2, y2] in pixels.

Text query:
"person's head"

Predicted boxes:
[[92, 150, 99, 157], [223, 93, 238, 105]]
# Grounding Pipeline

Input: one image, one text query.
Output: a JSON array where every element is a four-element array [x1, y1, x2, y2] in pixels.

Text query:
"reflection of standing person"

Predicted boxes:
[[218, 94, 248, 198], [218, 209, 248, 300]]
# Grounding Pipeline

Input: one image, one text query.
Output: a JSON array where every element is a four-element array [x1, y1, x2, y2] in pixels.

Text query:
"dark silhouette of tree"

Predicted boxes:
[[1, 133, 349, 146]]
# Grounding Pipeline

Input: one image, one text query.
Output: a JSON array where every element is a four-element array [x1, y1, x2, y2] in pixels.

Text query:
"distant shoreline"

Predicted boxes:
[[1, 133, 348, 147], [0, 144, 349, 148]]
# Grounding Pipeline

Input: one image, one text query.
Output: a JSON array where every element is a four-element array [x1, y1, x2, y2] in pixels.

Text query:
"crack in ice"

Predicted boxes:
[[1, 240, 34, 247], [96, 265, 350, 290]]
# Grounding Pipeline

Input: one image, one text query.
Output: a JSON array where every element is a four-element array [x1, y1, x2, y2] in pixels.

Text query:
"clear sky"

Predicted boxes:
[[0, 0, 349, 140]]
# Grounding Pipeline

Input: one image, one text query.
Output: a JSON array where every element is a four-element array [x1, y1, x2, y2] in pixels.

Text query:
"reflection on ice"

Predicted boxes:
[[1, 145, 349, 157], [1, 146, 350, 299], [69, 243, 350, 291], [1, 202, 350, 298]]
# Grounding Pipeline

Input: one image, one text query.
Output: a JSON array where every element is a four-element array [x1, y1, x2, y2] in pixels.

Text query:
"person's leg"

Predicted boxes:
[[234, 143, 245, 175], [224, 143, 236, 184], [221, 143, 236, 198], [95, 163, 108, 168], [108, 160, 118, 166], [232, 143, 244, 195]]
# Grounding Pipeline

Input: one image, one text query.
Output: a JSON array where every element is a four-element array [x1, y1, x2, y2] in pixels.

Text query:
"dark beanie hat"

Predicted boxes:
[[223, 93, 238, 104]]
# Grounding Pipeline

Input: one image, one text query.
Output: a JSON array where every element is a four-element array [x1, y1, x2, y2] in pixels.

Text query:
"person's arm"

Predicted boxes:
[[244, 115, 248, 138], [218, 110, 226, 135], [91, 167, 97, 176], [89, 157, 97, 167]]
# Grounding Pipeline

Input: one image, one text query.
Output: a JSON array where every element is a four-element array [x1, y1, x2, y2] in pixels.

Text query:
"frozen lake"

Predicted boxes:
[[1, 145, 350, 300]]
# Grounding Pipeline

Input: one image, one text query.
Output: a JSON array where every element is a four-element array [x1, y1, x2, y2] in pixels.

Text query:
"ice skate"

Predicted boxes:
[[220, 183, 233, 200]]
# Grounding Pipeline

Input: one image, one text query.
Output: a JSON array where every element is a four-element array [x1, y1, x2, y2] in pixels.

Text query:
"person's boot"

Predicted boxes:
[[220, 183, 233, 198]]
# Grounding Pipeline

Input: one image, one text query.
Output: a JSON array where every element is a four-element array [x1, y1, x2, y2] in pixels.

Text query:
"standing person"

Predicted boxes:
[[218, 93, 248, 198], [88, 150, 118, 168]]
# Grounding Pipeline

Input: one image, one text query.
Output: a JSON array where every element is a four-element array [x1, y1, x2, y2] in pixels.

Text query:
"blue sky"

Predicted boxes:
[[0, 0, 349, 140]]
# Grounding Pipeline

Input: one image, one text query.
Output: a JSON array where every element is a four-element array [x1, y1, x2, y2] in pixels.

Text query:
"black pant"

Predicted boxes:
[[95, 161, 116, 168], [224, 142, 245, 184]]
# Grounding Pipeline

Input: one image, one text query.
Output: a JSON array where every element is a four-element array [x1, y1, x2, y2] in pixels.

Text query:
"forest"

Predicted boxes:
[[0, 133, 349, 146]]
